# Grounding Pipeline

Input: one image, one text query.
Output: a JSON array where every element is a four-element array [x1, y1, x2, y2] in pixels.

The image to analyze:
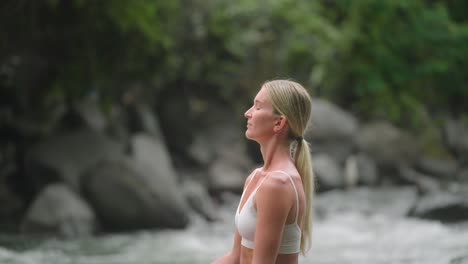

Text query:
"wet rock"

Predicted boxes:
[[182, 179, 219, 221], [442, 119, 468, 165], [344, 153, 378, 187], [451, 255, 468, 264], [188, 133, 217, 166], [305, 98, 358, 141], [126, 104, 165, 139], [204, 121, 254, 193], [156, 88, 193, 156], [21, 183, 96, 237], [188, 106, 250, 169], [209, 157, 249, 194], [410, 192, 468, 223], [416, 157, 457, 180], [25, 128, 123, 191], [71, 95, 108, 133], [305, 98, 358, 163], [81, 158, 189, 231], [355, 121, 421, 168], [457, 168, 468, 183], [313, 154, 343, 191], [398, 165, 441, 194]]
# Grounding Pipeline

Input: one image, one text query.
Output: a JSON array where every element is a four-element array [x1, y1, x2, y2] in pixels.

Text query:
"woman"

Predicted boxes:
[[212, 80, 314, 264]]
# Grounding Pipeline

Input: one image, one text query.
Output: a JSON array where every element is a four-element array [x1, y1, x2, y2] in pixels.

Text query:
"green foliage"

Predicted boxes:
[[1, 0, 467, 132], [314, 0, 468, 125]]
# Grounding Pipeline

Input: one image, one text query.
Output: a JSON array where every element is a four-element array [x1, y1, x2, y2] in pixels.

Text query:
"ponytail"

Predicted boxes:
[[295, 139, 314, 255]]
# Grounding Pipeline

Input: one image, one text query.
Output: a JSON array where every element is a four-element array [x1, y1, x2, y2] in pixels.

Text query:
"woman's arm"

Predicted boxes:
[[251, 174, 292, 264]]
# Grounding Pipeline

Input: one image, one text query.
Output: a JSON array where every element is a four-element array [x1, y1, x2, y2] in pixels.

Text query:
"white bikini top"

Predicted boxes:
[[234, 169, 301, 254]]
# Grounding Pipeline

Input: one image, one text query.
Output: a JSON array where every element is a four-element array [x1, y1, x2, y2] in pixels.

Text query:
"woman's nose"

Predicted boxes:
[[244, 107, 251, 118]]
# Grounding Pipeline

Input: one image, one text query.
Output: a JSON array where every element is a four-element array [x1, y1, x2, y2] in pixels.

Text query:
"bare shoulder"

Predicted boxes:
[[254, 171, 294, 213], [259, 170, 303, 197], [244, 167, 262, 187], [257, 171, 294, 195]]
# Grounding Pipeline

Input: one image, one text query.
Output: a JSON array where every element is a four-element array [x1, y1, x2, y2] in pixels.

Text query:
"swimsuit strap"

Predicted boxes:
[[237, 168, 260, 214], [270, 170, 300, 224]]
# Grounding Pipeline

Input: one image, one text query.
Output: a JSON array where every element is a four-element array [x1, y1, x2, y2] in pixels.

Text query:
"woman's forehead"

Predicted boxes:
[[255, 87, 269, 102]]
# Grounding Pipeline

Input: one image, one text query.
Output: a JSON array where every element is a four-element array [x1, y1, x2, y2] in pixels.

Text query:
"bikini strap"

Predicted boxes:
[[237, 168, 260, 213], [271, 170, 300, 224]]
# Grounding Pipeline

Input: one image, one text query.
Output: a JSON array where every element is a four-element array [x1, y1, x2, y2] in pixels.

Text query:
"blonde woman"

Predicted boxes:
[[212, 80, 314, 264]]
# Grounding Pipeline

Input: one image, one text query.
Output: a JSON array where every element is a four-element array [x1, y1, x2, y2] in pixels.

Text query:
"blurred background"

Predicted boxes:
[[1, 0, 468, 263]]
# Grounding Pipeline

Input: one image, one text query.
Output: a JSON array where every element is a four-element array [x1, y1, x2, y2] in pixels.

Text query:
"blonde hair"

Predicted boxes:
[[263, 79, 314, 255]]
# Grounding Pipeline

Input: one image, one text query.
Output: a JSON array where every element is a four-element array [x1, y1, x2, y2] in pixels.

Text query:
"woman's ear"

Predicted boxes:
[[273, 115, 288, 133]]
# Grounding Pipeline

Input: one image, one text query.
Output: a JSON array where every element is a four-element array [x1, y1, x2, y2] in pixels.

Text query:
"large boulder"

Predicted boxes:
[[82, 159, 189, 231], [25, 128, 123, 191], [186, 104, 254, 193], [305, 98, 358, 163], [81, 133, 190, 231], [21, 183, 96, 237], [410, 191, 468, 223], [355, 121, 421, 169], [306, 98, 358, 141]]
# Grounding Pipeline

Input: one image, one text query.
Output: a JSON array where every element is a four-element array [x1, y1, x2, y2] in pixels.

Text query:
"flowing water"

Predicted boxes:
[[1, 193, 467, 264]]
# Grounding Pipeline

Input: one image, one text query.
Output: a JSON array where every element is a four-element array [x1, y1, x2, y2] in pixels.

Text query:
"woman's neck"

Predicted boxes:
[[259, 137, 291, 171]]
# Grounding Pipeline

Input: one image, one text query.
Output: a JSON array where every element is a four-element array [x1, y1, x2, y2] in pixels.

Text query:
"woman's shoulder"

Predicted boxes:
[[244, 167, 262, 186], [259, 170, 297, 193]]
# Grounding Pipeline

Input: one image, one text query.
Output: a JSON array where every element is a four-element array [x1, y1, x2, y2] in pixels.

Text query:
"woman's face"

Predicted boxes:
[[244, 87, 278, 141]]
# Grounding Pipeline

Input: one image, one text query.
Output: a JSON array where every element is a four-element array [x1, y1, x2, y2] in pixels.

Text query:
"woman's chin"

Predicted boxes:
[[245, 131, 253, 140]]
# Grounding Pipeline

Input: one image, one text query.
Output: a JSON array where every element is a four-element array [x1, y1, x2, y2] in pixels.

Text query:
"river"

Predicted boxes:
[[1, 192, 467, 264]]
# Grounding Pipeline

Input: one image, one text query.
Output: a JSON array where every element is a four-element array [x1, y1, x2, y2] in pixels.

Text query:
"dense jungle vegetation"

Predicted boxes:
[[1, 0, 467, 138]]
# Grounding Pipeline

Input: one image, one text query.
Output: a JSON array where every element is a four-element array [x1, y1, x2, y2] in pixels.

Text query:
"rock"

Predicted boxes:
[[21, 183, 96, 237], [416, 157, 457, 180], [188, 133, 217, 166], [182, 179, 219, 221], [305, 98, 358, 163], [313, 154, 343, 191], [130, 133, 181, 187], [81, 158, 189, 231], [0, 142, 22, 230], [458, 168, 468, 183], [72, 94, 108, 133], [209, 158, 249, 194], [201, 116, 254, 193], [25, 128, 123, 191], [344, 153, 378, 187], [398, 165, 441, 194], [315, 186, 419, 218], [451, 255, 468, 264], [355, 121, 421, 168], [410, 191, 468, 223], [188, 105, 251, 169], [126, 104, 165, 139], [309, 139, 355, 165], [442, 119, 468, 164], [305, 98, 358, 141], [156, 88, 193, 156]]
